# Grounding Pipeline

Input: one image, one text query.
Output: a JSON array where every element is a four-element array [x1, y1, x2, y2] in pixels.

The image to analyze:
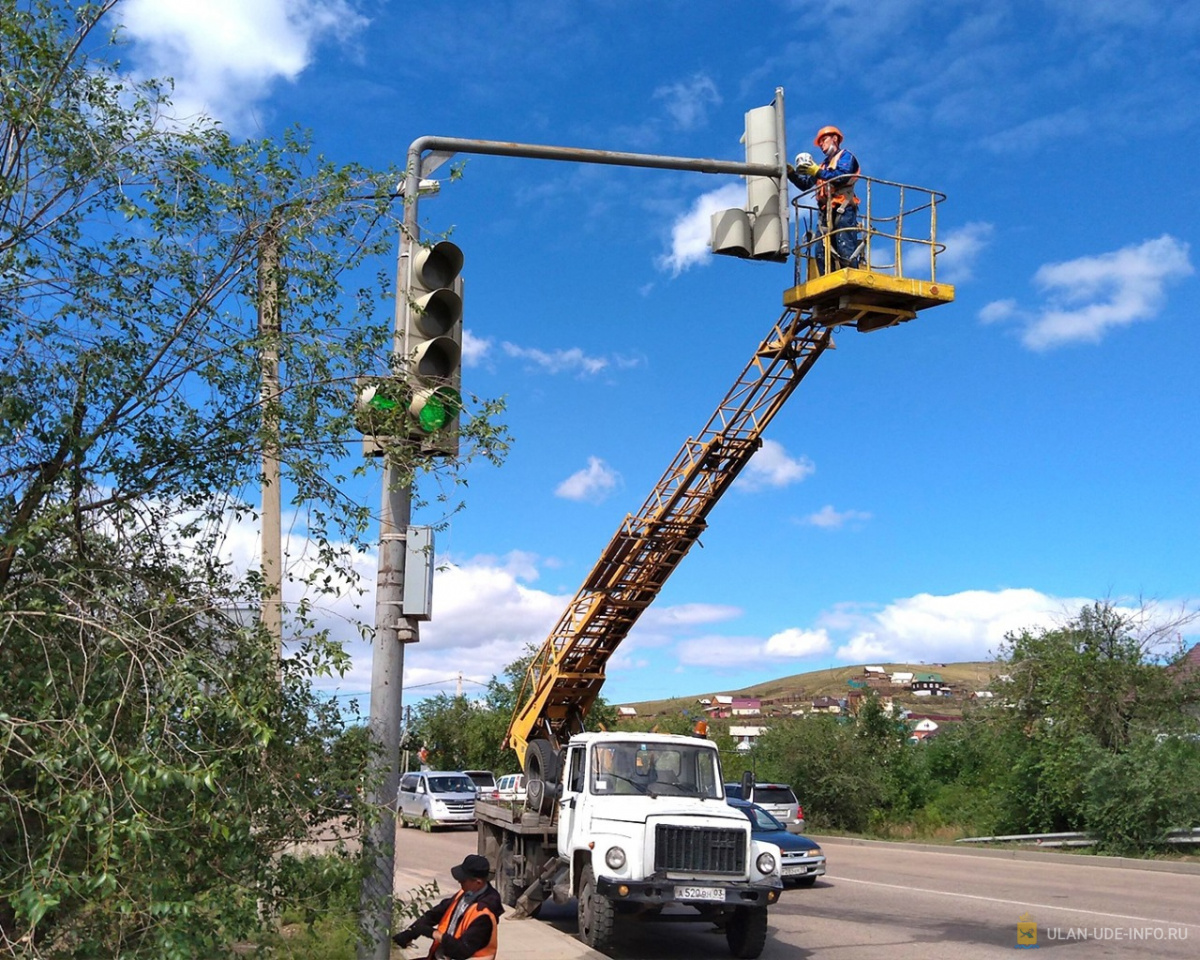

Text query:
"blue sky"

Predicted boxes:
[[117, 0, 1200, 707]]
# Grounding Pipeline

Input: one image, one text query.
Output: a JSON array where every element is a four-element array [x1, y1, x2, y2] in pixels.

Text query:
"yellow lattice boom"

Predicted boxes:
[[505, 174, 955, 768]]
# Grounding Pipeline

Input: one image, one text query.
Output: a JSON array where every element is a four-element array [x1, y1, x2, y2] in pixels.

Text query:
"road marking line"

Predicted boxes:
[[831, 876, 1200, 928]]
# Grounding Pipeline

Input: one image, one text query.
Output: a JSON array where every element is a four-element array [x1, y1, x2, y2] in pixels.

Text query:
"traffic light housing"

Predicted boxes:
[[405, 240, 463, 456], [355, 375, 408, 456], [711, 89, 789, 262]]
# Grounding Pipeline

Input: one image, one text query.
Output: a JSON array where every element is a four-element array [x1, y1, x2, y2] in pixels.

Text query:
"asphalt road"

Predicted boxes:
[[394, 828, 1200, 960]]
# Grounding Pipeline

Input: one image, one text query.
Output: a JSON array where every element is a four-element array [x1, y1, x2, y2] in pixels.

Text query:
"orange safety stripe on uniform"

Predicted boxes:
[[815, 148, 859, 206], [431, 891, 499, 960]]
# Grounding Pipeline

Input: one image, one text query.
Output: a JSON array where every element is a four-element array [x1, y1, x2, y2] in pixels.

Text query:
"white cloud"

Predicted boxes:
[[501, 342, 609, 376], [653, 74, 721, 131], [978, 298, 1017, 324], [764, 627, 833, 658], [673, 587, 1107, 672], [831, 588, 1091, 663], [462, 330, 492, 367], [674, 634, 766, 667], [659, 183, 746, 276], [937, 222, 993, 283], [555, 457, 621, 503], [121, 0, 367, 132], [316, 552, 573, 700], [640, 603, 742, 628], [607, 603, 743, 672], [986, 236, 1192, 351], [734, 440, 815, 492], [802, 505, 872, 529]]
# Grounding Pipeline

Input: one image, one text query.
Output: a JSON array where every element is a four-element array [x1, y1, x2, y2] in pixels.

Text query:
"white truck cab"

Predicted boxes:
[[477, 732, 782, 958]]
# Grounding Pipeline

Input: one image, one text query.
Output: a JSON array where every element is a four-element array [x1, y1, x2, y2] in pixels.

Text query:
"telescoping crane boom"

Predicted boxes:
[[505, 173, 955, 780]]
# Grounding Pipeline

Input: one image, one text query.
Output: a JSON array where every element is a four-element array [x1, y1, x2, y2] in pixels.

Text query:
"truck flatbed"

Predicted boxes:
[[474, 798, 554, 836]]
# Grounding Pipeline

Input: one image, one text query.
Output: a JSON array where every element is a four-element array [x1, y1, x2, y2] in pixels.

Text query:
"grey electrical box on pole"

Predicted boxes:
[[402, 525, 434, 622]]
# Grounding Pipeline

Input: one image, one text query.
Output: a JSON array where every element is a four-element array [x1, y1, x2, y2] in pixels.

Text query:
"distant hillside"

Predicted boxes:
[[617, 661, 999, 719]]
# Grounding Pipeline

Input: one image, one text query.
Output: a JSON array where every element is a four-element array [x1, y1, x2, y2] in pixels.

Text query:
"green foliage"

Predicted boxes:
[[278, 853, 364, 927], [0, 2, 509, 956], [410, 646, 617, 773], [634, 603, 1199, 851], [1082, 735, 1200, 855]]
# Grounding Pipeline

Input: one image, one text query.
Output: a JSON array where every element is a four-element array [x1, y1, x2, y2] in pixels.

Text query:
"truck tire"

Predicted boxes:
[[576, 863, 616, 952], [725, 905, 768, 959], [524, 740, 562, 815], [497, 846, 519, 907]]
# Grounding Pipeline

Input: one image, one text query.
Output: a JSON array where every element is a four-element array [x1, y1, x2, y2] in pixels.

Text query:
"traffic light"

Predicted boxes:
[[405, 240, 463, 456], [355, 375, 407, 456], [711, 89, 789, 262]]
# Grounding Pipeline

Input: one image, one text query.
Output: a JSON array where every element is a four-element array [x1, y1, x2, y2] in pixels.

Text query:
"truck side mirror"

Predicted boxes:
[[740, 770, 755, 799]]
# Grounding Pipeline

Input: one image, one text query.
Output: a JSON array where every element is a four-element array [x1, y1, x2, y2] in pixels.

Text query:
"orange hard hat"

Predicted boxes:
[[814, 125, 844, 147]]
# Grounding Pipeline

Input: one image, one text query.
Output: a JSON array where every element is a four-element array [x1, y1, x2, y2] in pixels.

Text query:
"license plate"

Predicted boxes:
[[675, 886, 725, 902], [782, 865, 808, 876]]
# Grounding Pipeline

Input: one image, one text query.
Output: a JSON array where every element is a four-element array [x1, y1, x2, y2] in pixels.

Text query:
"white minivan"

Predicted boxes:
[[397, 771, 477, 828]]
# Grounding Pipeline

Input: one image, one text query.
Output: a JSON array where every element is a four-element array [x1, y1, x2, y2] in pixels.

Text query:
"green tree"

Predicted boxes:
[[750, 715, 886, 831], [409, 647, 617, 774], [0, 2, 506, 955], [984, 601, 1200, 844]]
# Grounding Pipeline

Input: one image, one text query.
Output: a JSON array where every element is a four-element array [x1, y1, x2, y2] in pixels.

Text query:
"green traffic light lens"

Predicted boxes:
[[418, 397, 447, 432], [416, 388, 461, 433], [368, 394, 398, 412]]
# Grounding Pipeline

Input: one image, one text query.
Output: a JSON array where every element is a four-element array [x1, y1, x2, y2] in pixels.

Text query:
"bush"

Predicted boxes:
[[277, 852, 363, 927], [1084, 736, 1200, 855]]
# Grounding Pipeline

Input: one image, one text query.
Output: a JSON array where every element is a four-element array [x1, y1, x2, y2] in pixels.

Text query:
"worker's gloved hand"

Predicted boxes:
[[392, 930, 417, 948], [794, 153, 819, 176]]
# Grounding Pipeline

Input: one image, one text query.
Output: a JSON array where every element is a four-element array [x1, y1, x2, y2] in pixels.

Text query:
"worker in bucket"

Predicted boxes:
[[788, 124, 862, 274], [392, 854, 501, 959]]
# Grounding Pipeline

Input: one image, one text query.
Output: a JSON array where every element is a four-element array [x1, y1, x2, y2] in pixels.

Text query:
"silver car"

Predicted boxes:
[[397, 771, 477, 828], [725, 781, 805, 833]]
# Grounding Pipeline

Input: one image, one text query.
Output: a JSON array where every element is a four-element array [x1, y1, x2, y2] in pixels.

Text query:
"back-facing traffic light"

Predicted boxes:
[[711, 89, 789, 262]]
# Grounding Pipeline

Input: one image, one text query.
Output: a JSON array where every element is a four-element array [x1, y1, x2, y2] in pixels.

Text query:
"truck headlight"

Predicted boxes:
[[755, 852, 776, 875], [605, 846, 627, 870]]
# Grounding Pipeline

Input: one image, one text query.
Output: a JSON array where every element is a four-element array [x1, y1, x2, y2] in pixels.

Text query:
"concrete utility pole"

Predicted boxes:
[[357, 91, 788, 960], [257, 215, 283, 667], [357, 237, 419, 960]]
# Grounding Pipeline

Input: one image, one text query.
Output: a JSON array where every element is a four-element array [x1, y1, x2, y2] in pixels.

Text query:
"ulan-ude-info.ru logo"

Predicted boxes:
[[1016, 913, 1038, 949]]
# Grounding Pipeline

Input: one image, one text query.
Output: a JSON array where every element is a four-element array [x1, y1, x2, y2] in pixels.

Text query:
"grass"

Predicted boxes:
[[250, 916, 359, 959], [618, 660, 1000, 719]]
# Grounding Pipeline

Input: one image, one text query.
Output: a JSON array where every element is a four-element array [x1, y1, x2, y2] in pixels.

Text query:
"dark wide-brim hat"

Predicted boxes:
[[451, 854, 491, 881]]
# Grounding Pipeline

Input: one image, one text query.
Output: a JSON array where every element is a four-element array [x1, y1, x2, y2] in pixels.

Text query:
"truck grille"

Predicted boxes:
[[655, 825, 745, 874]]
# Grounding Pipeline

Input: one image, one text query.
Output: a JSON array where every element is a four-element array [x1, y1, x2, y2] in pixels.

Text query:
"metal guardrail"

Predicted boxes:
[[956, 828, 1200, 848]]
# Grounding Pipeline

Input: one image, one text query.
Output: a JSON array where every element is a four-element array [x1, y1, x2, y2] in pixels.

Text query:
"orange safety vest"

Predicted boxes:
[[430, 891, 498, 960], [815, 148, 860, 209]]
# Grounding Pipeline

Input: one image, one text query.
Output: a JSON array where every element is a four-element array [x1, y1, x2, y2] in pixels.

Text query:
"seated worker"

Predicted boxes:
[[392, 854, 501, 959]]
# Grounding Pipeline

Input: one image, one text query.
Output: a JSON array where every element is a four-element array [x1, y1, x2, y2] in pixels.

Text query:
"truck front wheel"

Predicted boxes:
[[576, 863, 616, 952], [725, 905, 768, 959]]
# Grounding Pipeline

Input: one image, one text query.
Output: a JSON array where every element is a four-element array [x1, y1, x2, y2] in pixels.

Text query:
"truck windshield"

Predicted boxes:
[[589, 742, 721, 798]]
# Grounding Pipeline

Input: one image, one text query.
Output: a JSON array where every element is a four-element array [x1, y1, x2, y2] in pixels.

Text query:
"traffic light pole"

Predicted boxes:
[[358, 91, 788, 960]]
